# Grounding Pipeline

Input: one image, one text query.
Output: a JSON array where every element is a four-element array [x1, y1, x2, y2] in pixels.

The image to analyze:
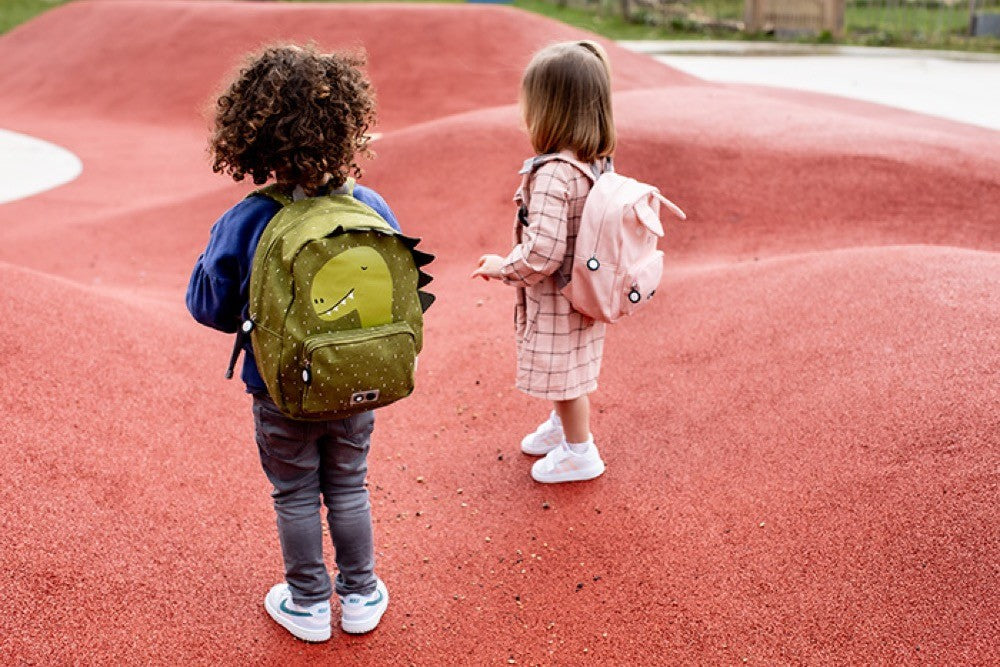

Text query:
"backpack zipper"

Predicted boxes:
[[298, 322, 415, 388]]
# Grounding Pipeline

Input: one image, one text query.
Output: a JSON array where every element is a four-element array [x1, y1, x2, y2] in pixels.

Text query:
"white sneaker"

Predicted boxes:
[[521, 411, 565, 456], [339, 577, 389, 634], [531, 440, 606, 483], [264, 583, 331, 642]]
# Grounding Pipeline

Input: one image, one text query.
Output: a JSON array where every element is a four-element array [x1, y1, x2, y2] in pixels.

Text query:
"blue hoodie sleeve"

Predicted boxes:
[[354, 185, 401, 232], [186, 196, 281, 333]]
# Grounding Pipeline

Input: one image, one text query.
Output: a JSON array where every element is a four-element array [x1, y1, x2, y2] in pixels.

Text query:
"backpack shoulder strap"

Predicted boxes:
[[519, 152, 603, 185], [248, 184, 293, 207], [550, 153, 603, 182], [247, 178, 358, 208], [516, 152, 609, 204]]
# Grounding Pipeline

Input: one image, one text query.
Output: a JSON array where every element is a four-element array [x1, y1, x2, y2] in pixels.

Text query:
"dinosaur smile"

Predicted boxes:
[[317, 289, 355, 317]]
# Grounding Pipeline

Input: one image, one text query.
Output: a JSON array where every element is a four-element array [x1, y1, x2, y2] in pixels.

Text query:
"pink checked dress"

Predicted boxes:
[[499, 153, 608, 400]]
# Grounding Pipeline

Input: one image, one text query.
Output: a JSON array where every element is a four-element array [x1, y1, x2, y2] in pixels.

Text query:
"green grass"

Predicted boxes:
[[846, 4, 972, 44], [844, 3, 1000, 49], [0, 0, 68, 34], [512, 0, 714, 40]]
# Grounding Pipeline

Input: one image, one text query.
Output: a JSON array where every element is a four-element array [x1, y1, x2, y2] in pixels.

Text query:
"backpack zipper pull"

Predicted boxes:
[[225, 319, 254, 379]]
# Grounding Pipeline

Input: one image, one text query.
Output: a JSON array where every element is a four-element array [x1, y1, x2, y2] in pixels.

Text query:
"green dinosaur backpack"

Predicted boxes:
[[227, 180, 434, 421]]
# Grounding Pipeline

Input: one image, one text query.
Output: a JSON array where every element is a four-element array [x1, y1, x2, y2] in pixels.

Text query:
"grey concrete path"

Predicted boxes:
[[621, 41, 1000, 131], [0, 128, 82, 205]]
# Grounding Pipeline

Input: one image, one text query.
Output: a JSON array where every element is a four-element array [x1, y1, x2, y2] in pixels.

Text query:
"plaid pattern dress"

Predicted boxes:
[[500, 155, 607, 400]]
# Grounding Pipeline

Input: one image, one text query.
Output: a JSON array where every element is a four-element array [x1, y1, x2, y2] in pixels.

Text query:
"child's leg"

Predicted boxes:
[[555, 394, 590, 445], [318, 411, 376, 597], [252, 395, 331, 605], [532, 393, 604, 483]]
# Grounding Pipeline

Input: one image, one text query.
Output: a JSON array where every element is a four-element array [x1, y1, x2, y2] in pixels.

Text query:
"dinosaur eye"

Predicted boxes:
[[361, 266, 368, 271]]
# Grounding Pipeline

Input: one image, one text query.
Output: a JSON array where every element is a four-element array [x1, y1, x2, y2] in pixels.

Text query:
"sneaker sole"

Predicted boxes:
[[264, 596, 331, 643], [531, 459, 606, 483], [341, 588, 389, 634]]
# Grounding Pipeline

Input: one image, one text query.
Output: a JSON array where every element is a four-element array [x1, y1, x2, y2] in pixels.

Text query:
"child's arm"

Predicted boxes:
[[490, 163, 570, 285], [186, 197, 278, 333]]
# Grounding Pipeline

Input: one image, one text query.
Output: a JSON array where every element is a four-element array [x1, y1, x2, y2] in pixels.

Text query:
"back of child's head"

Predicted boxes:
[[521, 40, 615, 163], [209, 44, 376, 190]]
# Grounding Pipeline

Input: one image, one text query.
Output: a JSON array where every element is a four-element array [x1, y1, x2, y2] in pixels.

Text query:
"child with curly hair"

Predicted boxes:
[[186, 44, 392, 642]]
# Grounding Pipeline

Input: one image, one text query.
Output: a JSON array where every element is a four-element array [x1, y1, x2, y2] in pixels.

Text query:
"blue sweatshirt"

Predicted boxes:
[[186, 185, 401, 394]]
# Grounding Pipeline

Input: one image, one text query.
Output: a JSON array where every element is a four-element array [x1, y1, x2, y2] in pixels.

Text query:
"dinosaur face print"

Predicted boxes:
[[310, 246, 393, 327]]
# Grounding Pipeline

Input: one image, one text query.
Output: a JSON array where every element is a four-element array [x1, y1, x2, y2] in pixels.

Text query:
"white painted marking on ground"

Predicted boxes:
[[0, 129, 83, 204], [651, 55, 1000, 131]]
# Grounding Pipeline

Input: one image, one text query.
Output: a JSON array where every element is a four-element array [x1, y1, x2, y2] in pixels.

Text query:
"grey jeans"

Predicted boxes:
[[252, 394, 377, 604]]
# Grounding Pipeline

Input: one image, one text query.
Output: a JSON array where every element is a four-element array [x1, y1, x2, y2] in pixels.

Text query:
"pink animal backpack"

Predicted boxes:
[[519, 152, 686, 323]]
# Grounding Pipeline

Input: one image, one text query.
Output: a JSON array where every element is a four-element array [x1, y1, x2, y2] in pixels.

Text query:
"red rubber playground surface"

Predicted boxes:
[[1, 1, 998, 663]]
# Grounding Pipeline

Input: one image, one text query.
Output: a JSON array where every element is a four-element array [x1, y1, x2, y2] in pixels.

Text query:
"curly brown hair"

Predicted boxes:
[[209, 44, 376, 190]]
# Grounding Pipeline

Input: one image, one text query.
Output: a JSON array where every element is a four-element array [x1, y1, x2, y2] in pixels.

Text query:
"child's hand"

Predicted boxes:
[[471, 254, 505, 281]]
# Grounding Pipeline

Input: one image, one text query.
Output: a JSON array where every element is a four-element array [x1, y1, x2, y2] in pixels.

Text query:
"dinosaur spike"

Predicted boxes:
[[411, 249, 435, 267], [417, 270, 434, 288], [397, 234, 422, 249], [418, 290, 436, 312]]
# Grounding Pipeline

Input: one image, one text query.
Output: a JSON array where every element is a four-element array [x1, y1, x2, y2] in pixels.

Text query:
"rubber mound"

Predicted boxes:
[[0, 1, 997, 664]]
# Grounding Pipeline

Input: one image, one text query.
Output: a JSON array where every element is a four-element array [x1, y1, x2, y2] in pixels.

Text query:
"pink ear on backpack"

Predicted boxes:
[[633, 199, 665, 237], [654, 193, 687, 221]]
